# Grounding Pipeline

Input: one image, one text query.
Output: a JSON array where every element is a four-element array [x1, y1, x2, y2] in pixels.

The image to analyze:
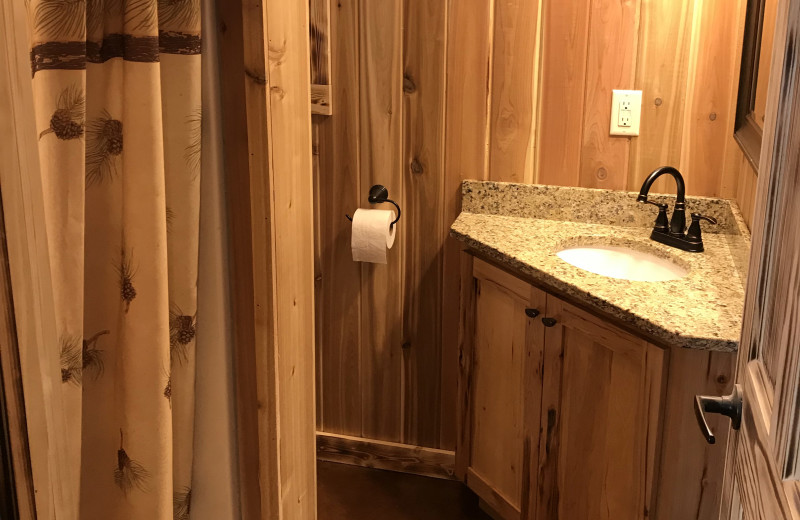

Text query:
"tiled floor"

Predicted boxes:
[[317, 461, 493, 520]]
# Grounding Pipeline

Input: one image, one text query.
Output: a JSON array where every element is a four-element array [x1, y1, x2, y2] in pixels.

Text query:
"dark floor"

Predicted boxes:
[[317, 461, 493, 520]]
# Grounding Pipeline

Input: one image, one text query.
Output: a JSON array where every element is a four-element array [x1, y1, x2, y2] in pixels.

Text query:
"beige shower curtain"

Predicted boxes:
[[27, 0, 202, 517]]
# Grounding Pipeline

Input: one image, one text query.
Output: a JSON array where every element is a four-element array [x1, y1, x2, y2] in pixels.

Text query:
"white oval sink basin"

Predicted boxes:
[[556, 245, 688, 282]]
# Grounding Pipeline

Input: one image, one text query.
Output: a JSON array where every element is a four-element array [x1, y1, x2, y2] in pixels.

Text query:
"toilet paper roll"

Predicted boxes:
[[351, 208, 397, 264]]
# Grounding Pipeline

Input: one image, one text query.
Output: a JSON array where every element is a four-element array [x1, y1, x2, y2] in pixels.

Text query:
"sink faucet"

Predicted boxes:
[[637, 166, 716, 252]]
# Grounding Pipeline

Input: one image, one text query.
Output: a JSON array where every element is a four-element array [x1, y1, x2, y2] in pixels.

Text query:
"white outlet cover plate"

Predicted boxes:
[[610, 89, 642, 137]]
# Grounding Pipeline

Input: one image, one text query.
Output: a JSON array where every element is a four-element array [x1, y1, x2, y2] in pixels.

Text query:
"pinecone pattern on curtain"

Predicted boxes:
[[27, 0, 202, 517]]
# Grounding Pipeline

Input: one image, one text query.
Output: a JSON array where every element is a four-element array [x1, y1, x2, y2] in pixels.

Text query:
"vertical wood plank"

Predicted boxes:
[[578, 0, 639, 190], [218, 0, 317, 515], [265, 0, 318, 512], [358, 0, 404, 442], [440, 0, 494, 451], [310, 0, 331, 85], [216, 0, 268, 514], [401, 0, 448, 448], [487, 0, 540, 184], [628, 0, 695, 193], [317, 0, 363, 437], [536, 0, 591, 186], [681, 0, 743, 197]]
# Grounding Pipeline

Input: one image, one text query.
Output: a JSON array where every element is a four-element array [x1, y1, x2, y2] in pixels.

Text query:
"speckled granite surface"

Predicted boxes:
[[452, 181, 751, 352]]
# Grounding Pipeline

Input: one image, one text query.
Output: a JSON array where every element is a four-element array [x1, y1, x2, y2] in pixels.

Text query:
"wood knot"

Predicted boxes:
[[654, 97, 663, 106], [709, 112, 717, 121], [410, 158, 424, 174], [401, 341, 411, 350], [596, 167, 608, 180], [716, 375, 728, 385], [245, 68, 267, 85], [403, 74, 416, 93]]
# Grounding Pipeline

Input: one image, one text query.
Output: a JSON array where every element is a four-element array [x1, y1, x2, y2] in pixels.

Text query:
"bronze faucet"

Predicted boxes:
[[637, 166, 716, 252]]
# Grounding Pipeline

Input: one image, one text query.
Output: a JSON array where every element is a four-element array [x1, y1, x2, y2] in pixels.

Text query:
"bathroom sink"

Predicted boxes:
[[556, 245, 688, 282]]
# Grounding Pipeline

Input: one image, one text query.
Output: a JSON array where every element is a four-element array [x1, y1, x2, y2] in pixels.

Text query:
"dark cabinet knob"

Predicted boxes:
[[525, 308, 540, 318], [541, 317, 557, 327], [694, 384, 742, 444]]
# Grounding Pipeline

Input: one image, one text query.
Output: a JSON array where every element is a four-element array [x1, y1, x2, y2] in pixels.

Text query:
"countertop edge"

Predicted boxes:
[[451, 227, 739, 353]]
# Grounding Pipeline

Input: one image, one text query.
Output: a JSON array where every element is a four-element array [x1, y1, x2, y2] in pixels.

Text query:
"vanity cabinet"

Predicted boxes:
[[457, 255, 734, 520]]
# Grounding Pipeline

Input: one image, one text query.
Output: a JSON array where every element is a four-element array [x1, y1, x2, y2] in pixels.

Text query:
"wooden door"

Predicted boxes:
[[715, 0, 800, 518], [536, 295, 666, 520], [460, 258, 546, 520]]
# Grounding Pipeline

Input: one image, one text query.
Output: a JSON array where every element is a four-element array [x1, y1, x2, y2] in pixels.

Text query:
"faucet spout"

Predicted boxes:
[[637, 166, 686, 236], [637, 166, 686, 204]]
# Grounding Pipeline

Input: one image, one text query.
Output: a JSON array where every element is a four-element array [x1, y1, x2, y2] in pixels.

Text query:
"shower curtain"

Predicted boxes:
[[25, 0, 230, 517]]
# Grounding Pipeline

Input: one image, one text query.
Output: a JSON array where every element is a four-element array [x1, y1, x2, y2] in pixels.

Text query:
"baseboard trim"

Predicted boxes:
[[316, 432, 457, 481]]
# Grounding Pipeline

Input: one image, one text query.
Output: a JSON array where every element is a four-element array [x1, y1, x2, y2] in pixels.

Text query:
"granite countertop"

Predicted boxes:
[[450, 181, 751, 352]]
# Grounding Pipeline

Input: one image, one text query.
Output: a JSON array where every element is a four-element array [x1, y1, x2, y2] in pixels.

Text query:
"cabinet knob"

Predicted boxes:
[[694, 384, 742, 444], [525, 308, 540, 318], [541, 317, 557, 327]]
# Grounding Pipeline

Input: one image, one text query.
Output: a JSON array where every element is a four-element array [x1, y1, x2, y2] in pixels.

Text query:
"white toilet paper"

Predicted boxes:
[[351, 208, 396, 264]]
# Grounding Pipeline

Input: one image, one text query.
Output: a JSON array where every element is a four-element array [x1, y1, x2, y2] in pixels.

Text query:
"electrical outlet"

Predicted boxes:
[[610, 90, 642, 136]]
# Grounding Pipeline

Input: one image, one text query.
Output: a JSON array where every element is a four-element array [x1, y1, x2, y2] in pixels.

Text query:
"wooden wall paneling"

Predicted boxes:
[[218, 0, 317, 515], [487, 0, 541, 184], [577, 0, 639, 190], [401, 0, 448, 448], [0, 0, 76, 516], [310, 0, 332, 115], [316, 0, 363, 437], [358, 0, 404, 443], [536, 0, 592, 186], [440, 0, 494, 452], [681, 0, 745, 197], [719, 0, 750, 200], [264, 0, 318, 514], [736, 158, 759, 228], [627, 0, 695, 194]]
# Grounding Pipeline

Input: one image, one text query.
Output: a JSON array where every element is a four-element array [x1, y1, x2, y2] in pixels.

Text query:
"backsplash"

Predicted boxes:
[[461, 180, 750, 237]]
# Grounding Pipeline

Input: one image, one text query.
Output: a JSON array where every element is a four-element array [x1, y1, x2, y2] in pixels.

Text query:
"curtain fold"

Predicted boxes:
[[27, 0, 204, 517]]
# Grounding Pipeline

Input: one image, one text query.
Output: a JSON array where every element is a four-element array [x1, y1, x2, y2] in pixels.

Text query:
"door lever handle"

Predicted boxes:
[[694, 384, 742, 444]]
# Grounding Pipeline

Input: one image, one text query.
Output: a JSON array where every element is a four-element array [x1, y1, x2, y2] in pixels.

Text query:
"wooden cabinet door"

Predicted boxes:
[[536, 296, 666, 520], [459, 258, 546, 520]]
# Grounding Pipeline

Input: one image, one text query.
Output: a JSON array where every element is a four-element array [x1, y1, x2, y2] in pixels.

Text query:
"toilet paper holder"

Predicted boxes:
[[345, 185, 401, 229]]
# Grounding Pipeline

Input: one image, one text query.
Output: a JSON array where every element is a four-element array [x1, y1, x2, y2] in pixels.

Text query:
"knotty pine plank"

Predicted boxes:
[[577, 0, 639, 190], [401, 0, 447, 448], [628, 0, 695, 194], [487, 0, 540, 184], [440, 0, 493, 451], [264, 0, 318, 513], [681, 0, 744, 197], [317, 0, 363, 437], [536, 0, 591, 187], [358, 0, 404, 443], [310, 0, 331, 85]]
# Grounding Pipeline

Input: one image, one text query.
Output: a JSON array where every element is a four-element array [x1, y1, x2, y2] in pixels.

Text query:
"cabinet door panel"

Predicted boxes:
[[471, 277, 528, 507], [537, 296, 666, 520]]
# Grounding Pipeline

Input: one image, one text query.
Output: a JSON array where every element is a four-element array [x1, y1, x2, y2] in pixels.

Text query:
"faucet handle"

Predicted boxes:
[[641, 200, 669, 234], [686, 213, 717, 243]]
